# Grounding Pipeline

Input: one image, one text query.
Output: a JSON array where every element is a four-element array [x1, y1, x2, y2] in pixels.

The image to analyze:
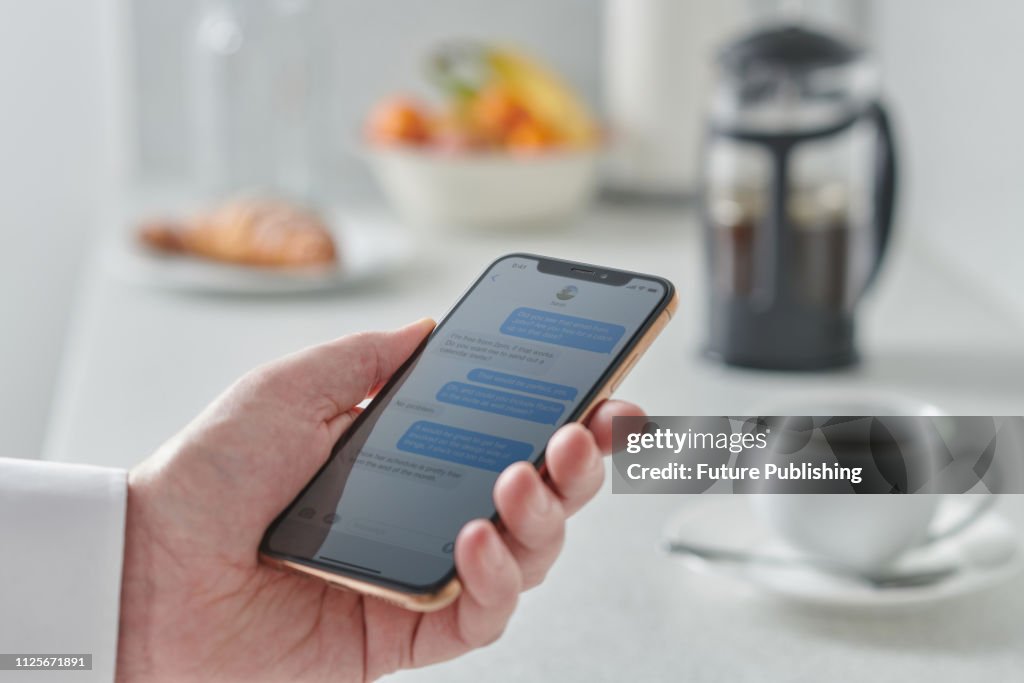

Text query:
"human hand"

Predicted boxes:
[[117, 319, 643, 682]]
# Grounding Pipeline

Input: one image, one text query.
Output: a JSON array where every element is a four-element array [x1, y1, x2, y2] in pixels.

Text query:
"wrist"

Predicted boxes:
[[116, 470, 157, 683]]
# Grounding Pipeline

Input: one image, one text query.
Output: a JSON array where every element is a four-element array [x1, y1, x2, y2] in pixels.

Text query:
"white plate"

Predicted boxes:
[[664, 497, 1024, 613], [103, 210, 414, 295]]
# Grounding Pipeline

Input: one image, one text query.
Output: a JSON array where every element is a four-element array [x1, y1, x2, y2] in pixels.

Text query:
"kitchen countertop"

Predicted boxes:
[[44, 200, 1024, 681]]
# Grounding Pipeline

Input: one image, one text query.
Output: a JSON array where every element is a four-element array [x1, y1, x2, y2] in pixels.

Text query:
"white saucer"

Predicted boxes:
[[664, 497, 1023, 613], [104, 209, 414, 295]]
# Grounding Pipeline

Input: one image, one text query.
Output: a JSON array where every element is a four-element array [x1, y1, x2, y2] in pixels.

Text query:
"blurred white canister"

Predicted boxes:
[[603, 0, 744, 197]]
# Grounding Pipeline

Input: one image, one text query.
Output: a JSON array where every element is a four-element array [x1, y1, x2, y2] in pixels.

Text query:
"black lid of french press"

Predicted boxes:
[[719, 24, 861, 73]]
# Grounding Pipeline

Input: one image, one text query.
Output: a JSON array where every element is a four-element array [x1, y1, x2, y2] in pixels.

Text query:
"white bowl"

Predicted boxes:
[[364, 146, 599, 230]]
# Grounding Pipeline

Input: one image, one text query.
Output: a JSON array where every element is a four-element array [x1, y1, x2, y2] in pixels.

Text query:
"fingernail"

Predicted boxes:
[[412, 317, 435, 331]]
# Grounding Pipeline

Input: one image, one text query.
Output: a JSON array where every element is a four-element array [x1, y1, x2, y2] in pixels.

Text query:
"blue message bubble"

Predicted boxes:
[[499, 307, 626, 354], [396, 421, 533, 472], [467, 368, 578, 402], [436, 381, 565, 425]]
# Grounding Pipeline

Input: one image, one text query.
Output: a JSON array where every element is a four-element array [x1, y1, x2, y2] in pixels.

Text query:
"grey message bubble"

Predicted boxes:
[[432, 329, 560, 377], [393, 397, 446, 418], [353, 449, 463, 490]]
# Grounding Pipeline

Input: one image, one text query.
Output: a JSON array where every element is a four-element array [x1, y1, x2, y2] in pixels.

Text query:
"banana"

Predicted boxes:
[[485, 46, 599, 148]]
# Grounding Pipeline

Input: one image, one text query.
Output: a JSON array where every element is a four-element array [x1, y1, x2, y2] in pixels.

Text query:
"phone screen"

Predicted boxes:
[[262, 254, 671, 590]]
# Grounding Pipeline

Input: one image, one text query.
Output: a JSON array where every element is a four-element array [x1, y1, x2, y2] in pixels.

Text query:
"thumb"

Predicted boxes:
[[132, 318, 437, 561], [240, 318, 435, 548], [269, 317, 436, 421]]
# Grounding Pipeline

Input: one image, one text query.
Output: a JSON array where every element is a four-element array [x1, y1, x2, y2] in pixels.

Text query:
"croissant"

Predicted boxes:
[[139, 198, 337, 268]]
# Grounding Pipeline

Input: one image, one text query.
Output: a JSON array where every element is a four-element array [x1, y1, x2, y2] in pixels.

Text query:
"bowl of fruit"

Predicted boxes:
[[364, 42, 601, 230]]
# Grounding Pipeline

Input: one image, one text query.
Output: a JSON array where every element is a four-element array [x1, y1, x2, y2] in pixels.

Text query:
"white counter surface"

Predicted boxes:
[[44, 202, 1024, 681]]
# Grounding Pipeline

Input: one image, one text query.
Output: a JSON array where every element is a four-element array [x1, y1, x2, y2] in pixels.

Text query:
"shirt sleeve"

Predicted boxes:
[[0, 457, 127, 682]]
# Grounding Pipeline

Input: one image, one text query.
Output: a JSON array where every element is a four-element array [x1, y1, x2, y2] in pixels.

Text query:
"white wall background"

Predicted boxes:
[[873, 1, 1024, 327], [0, 0, 118, 458]]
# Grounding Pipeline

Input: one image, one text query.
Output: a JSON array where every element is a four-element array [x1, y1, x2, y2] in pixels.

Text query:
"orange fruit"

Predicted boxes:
[[366, 96, 433, 146], [468, 85, 531, 144], [504, 119, 556, 152]]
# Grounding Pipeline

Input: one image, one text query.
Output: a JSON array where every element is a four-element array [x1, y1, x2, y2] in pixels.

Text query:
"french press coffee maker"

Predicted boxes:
[[703, 25, 897, 370]]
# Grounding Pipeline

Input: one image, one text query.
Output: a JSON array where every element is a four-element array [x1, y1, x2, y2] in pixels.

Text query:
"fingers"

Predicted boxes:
[[483, 400, 649, 590], [536, 400, 643, 518], [452, 519, 521, 648], [268, 318, 435, 423], [543, 423, 606, 517], [493, 462, 565, 588], [584, 399, 646, 454], [411, 401, 651, 664]]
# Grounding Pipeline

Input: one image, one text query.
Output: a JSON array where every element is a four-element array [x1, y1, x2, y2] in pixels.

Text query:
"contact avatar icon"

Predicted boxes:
[[556, 285, 578, 301]]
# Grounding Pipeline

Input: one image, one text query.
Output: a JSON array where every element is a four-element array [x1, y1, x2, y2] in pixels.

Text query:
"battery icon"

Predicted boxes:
[[647, 288, 657, 292]]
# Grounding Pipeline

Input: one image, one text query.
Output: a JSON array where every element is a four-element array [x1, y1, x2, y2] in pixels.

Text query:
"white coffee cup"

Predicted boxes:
[[748, 391, 995, 573]]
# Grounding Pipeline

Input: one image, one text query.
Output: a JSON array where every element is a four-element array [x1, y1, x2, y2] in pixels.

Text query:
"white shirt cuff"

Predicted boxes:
[[0, 458, 127, 682]]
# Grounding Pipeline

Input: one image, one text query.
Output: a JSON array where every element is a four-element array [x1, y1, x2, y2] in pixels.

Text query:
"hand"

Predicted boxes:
[[117, 319, 643, 682]]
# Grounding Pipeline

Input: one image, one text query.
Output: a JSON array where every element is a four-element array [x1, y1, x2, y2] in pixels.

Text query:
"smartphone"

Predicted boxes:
[[260, 253, 677, 610]]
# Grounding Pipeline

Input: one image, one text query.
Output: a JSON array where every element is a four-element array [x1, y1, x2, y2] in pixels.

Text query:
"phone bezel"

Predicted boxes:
[[259, 253, 676, 595]]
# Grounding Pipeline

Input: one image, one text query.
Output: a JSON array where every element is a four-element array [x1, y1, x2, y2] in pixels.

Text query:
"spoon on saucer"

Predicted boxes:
[[663, 531, 1016, 590]]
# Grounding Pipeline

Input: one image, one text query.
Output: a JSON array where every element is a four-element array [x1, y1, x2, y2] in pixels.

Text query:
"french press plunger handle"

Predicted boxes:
[[865, 101, 898, 288]]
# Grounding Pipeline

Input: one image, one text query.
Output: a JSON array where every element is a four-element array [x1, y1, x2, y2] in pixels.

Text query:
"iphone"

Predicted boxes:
[[260, 253, 677, 610]]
